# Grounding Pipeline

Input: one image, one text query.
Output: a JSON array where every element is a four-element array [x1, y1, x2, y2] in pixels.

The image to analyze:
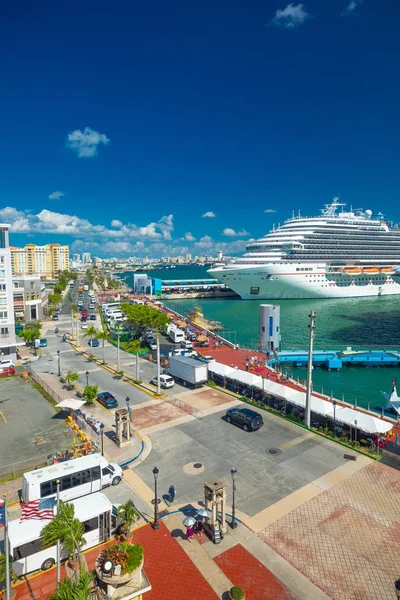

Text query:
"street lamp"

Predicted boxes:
[[100, 423, 105, 456], [354, 419, 358, 443], [332, 400, 337, 438], [152, 466, 160, 530], [85, 371, 89, 386], [230, 467, 238, 529], [57, 350, 61, 377]]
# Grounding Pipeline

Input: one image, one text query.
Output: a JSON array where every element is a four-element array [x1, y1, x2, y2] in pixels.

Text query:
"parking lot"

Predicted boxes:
[[134, 404, 348, 518], [0, 377, 74, 475]]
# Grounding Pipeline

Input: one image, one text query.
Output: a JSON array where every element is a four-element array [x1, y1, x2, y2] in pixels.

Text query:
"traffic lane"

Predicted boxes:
[[76, 367, 151, 407]]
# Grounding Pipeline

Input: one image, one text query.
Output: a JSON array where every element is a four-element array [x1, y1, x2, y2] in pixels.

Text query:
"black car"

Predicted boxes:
[[97, 392, 118, 409], [89, 314, 96, 320], [52, 314, 59, 320], [225, 408, 264, 432]]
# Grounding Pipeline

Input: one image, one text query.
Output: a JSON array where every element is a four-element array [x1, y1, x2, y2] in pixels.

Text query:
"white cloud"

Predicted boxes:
[[111, 219, 123, 228], [202, 211, 216, 218], [272, 3, 310, 28], [48, 191, 64, 200], [223, 228, 250, 237], [341, 0, 363, 15], [182, 232, 196, 242], [157, 214, 174, 240], [264, 208, 276, 214], [65, 127, 110, 158]]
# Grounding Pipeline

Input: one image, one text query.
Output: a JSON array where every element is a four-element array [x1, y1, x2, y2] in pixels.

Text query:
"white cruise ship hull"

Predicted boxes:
[[208, 264, 400, 300]]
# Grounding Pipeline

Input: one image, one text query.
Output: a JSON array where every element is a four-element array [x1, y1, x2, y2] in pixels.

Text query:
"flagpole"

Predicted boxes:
[[4, 494, 10, 600], [56, 480, 60, 584]]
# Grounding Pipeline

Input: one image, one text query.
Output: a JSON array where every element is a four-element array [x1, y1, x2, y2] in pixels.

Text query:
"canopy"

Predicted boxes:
[[208, 362, 236, 377], [177, 320, 187, 328], [325, 405, 392, 434], [233, 370, 263, 387], [56, 399, 86, 410], [197, 335, 208, 342]]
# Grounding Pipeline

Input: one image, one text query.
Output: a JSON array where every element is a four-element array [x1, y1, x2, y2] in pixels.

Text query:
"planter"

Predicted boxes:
[[229, 587, 245, 600]]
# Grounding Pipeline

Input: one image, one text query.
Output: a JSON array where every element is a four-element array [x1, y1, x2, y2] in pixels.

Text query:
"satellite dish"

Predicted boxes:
[[365, 209, 372, 218]]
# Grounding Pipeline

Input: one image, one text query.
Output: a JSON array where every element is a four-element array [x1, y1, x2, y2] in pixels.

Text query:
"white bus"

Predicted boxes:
[[9, 493, 116, 576], [21, 454, 123, 503]]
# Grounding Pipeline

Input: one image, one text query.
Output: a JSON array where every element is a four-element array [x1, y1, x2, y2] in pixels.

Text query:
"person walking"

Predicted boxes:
[[169, 484, 176, 505], [186, 525, 194, 543]]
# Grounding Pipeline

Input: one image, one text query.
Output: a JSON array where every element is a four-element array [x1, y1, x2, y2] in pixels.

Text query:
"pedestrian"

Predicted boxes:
[[169, 484, 176, 505], [186, 525, 194, 542]]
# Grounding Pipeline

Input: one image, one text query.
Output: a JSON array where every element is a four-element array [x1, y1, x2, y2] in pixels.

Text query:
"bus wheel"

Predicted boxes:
[[112, 476, 121, 486], [41, 558, 55, 571]]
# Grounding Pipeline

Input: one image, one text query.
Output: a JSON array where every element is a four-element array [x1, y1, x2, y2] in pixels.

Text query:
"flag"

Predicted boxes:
[[20, 497, 55, 522], [0, 500, 5, 527]]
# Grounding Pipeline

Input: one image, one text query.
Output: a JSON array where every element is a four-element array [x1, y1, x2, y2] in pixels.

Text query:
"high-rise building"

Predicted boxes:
[[0, 224, 17, 360], [73, 253, 81, 263], [11, 244, 70, 279], [82, 253, 91, 264]]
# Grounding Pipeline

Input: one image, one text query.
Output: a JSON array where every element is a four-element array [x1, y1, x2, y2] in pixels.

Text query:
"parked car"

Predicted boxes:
[[89, 314, 96, 321], [88, 339, 100, 347], [0, 367, 15, 377], [52, 314, 59, 320], [77, 300, 83, 306], [225, 408, 264, 432], [181, 340, 193, 350], [0, 359, 14, 369], [150, 374, 175, 389], [55, 308, 61, 313], [147, 339, 157, 351], [81, 323, 88, 329], [97, 392, 118, 409], [39, 338, 48, 347]]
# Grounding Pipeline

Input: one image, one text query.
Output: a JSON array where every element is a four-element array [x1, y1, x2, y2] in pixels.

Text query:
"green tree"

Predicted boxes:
[[125, 339, 141, 354], [48, 293, 62, 306], [48, 306, 55, 316], [116, 501, 140, 536], [121, 304, 169, 339], [66, 370, 79, 388], [49, 569, 93, 600], [20, 325, 41, 346], [83, 384, 98, 404], [82, 325, 97, 345], [41, 501, 87, 584], [95, 330, 108, 364], [54, 285, 63, 295], [0, 553, 18, 591]]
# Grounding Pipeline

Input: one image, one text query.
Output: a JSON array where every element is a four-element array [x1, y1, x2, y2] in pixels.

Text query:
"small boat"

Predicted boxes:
[[343, 267, 361, 274], [362, 267, 379, 273], [379, 267, 393, 273]]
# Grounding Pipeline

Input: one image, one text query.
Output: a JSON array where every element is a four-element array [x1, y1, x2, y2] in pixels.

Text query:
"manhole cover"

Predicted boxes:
[[267, 448, 282, 456], [183, 461, 205, 474], [193, 463, 203, 469]]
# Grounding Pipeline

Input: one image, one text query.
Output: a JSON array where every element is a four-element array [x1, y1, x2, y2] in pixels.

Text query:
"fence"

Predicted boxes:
[[29, 370, 64, 405], [166, 396, 203, 419], [0, 454, 51, 480]]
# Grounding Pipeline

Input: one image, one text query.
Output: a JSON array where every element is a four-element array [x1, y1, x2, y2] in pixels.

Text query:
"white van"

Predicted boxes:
[[181, 340, 193, 350], [9, 493, 116, 576], [21, 454, 123, 503]]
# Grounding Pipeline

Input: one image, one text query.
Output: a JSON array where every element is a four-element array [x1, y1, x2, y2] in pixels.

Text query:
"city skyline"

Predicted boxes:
[[1, 0, 399, 257]]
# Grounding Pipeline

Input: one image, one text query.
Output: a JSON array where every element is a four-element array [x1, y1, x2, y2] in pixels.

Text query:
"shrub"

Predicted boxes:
[[230, 586, 245, 600], [98, 542, 143, 575]]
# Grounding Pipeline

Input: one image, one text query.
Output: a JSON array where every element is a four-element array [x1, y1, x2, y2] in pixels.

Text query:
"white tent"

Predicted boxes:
[[233, 371, 263, 387], [208, 362, 236, 377], [326, 405, 392, 434], [56, 399, 86, 410]]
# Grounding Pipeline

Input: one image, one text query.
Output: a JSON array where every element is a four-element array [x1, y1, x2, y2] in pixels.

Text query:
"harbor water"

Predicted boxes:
[[122, 267, 400, 409]]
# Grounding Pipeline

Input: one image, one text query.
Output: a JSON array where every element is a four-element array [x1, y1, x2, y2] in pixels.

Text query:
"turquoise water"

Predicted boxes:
[[122, 267, 400, 409]]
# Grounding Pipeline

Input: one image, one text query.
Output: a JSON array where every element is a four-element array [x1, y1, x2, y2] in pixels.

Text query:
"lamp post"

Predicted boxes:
[[152, 466, 160, 530], [85, 370, 89, 386], [117, 325, 120, 372], [57, 350, 61, 377], [100, 423, 105, 456], [230, 467, 238, 529], [354, 419, 358, 443], [332, 400, 337, 438], [126, 396, 130, 420]]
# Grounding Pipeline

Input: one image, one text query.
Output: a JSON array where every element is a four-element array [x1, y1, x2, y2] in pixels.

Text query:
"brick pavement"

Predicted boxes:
[[260, 461, 400, 600], [214, 543, 293, 599]]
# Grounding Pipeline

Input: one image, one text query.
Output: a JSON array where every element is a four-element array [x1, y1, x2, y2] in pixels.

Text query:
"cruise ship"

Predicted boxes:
[[208, 199, 400, 299]]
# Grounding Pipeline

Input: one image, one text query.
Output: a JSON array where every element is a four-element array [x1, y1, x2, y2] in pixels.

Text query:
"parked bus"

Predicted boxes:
[[21, 454, 123, 503], [9, 492, 117, 576]]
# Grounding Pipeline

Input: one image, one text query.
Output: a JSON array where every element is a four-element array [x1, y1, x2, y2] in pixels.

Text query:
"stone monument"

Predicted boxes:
[[115, 408, 131, 448], [203, 480, 227, 543]]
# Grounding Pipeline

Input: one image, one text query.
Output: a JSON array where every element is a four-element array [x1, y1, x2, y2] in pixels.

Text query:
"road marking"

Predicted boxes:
[[0, 411, 7, 423]]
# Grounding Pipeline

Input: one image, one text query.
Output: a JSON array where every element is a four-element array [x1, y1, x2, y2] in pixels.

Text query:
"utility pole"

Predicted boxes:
[[136, 352, 139, 382], [305, 310, 316, 428], [156, 329, 161, 395], [117, 325, 120, 372]]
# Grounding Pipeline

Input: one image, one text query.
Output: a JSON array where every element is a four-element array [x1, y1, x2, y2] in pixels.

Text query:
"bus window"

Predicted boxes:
[[40, 481, 52, 497], [72, 473, 81, 487], [83, 516, 98, 533], [82, 470, 90, 484], [91, 466, 101, 481], [13, 538, 42, 560], [61, 475, 72, 491]]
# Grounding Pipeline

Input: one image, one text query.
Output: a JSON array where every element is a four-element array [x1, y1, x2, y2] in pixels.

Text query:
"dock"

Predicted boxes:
[[161, 278, 238, 299], [268, 349, 400, 370]]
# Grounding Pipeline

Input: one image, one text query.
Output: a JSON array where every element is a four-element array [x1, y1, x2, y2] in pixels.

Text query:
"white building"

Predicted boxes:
[[13, 275, 43, 323], [82, 253, 91, 264], [0, 224, 17, 361]]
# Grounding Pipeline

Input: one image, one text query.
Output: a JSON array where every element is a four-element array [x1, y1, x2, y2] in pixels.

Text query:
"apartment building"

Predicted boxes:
[[11, 243, 70, 279], [13, 274, 43, 322], [0, 224, 17, 361]]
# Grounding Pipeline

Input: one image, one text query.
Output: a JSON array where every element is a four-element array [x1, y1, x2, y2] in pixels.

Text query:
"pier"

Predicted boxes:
[[268, 349, 400, 370], [161, 278, 238, 299]]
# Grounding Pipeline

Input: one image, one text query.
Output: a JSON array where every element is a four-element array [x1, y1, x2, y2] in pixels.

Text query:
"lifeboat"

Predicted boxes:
[[379, 267, 393, 273], [343, 267, 361, 274], [362, 267, 379, 273]]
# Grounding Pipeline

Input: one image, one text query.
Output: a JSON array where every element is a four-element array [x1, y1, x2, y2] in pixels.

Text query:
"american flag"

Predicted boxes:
[[0, 500, 5, 527], [20, 497, 55, 522]]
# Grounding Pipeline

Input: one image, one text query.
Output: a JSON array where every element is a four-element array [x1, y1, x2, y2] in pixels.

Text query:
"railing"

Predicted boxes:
[[0, 454, 51, 480], [166, 396, 203, 419], [29, 370, 64, 405]]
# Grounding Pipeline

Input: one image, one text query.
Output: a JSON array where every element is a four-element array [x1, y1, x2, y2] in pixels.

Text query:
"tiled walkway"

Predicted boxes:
[[214, 543, 293, 599], [13, 522, 219, 600]]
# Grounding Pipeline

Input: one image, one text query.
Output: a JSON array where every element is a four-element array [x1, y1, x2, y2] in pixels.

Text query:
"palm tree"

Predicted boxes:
[[41, 502, 86, 583], [82, 325, 97, 346], [95, 330, 108, 364], [49, 569, 93, 600], [116, 501, 140, 537], [70, 304, 78, 339]]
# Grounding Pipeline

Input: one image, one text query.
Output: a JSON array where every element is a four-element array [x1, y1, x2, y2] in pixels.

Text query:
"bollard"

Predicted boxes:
[[396, 434, 399, 446]]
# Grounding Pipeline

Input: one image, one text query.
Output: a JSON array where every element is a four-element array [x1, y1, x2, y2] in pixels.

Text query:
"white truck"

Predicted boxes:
[[168, 355, 208, 387], [83, 284, 89, 291], [169, 328, 185, 344]]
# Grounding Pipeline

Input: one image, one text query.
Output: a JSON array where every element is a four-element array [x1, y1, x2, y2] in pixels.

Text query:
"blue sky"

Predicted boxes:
[[1, 0, 399, 257]]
